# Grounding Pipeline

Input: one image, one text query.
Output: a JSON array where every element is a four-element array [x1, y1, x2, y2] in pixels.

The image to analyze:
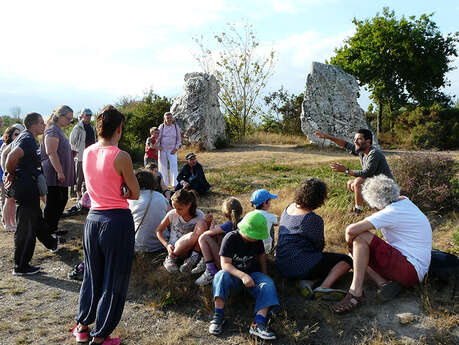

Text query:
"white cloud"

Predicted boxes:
[[268, 0, 337, 13]]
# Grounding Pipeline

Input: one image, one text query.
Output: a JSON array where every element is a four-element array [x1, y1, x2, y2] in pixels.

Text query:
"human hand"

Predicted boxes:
[[330, 162, 346, 173], [121, 184, 131, 198], [57, 171, 65, 183], [170, 149, 177, 155], [4, 173, 14, 189], [242, 274, 255, 288], [205, 213, 214, 228], [167, 244, 176, 257], [183, 182, 190, 189]]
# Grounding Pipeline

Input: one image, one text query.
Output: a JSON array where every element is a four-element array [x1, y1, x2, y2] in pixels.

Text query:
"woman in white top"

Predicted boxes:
[[155, 112, 181, 187]]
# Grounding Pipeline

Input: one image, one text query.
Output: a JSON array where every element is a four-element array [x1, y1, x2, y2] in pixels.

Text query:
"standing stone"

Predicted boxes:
[[301, 62, 377, 146], [171, 72, 226, 150]]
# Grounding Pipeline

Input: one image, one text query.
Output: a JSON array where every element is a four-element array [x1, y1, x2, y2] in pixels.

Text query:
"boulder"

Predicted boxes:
[[171, 72, 226, 150], [301, 62, 377, 146]]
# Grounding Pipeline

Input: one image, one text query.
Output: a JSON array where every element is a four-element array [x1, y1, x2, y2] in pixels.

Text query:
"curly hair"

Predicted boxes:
[[171, 188, 198, 217], [362, 174, 400, 210], [293, 178, 328, 210], [135, 169, 160, 191], [221, 197, 243, 231], [96, 105, 125, 139]]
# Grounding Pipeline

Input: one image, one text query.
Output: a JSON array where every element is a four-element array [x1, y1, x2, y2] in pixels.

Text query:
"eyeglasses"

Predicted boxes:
[[13, 132, 20, 137], [65, 116, 73, 122]]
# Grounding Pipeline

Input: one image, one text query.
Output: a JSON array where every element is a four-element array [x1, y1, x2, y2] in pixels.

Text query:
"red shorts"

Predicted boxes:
[[368, 236, 419, 287]]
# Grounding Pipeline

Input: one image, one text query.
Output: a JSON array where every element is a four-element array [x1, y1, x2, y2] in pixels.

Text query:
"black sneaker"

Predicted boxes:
[[208, 313, 225, 335], [249, 323, 276, 340], [68, 264, 84, 281], [12, 265, 40, 276]]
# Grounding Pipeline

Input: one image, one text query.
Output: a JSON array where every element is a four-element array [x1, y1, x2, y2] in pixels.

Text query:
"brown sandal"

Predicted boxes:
[[330, 292, 365, 313]]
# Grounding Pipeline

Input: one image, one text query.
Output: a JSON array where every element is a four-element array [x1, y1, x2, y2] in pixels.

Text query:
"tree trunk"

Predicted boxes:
[[377, 102, 383, 135]]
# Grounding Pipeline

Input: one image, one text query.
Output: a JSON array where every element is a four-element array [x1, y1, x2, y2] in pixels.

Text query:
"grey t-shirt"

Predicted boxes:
[[41, 124, 75, 187], [344, 142, 393, 179]]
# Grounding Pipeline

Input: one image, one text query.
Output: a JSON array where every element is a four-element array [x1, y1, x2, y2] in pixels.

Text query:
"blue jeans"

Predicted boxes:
[[213, 270, 280, 313]]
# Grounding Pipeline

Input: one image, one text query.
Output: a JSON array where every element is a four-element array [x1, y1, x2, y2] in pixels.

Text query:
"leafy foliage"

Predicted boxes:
[[193, 22, 276, 140], [116, 89, 171, 162], [262, 87, 303, 135], [331, 8, 459, 132], [390, 153, 458, 213]]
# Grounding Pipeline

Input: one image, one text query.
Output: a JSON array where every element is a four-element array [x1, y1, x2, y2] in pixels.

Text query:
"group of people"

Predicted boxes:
[[5, 106, 433, 345]]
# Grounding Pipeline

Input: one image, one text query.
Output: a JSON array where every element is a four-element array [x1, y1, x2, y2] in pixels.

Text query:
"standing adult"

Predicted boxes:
[[315, 129, 393, 213], [73, 105, 139, 345], [5, 113, 58, 275], [156, 112, 181, 187], [1, 126, 22, 231], [69, 108, 96, 201], [41, 105, 75, 236]]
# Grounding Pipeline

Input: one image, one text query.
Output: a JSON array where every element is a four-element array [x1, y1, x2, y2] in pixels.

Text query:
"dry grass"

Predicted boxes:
[[240, 132, 310, 146]]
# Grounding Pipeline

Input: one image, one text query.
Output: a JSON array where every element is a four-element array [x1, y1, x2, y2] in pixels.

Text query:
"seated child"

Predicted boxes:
[[275, 178, 352, 300], [194, 197, 243, 286], [250, 189, 279, 253], [209, 211, 279, 341], [145, 162, 171, 201], [156, 188, 206, 273]]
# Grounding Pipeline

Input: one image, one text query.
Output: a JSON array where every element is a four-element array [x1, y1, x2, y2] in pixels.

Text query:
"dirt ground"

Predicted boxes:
[[0, 145, 457, 345]]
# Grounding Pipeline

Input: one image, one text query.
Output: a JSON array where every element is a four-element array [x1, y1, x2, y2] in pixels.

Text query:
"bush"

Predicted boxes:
[[389, 152, 458, 213]]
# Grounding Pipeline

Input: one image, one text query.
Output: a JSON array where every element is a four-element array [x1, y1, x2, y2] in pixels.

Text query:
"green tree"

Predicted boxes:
[[116, 89, 171, 161], [330, 8, 459, 134], [194, 22, 276, 140], [262, 87, 303, 135]]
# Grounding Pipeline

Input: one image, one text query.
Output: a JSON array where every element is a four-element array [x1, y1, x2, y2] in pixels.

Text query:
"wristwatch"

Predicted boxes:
[[345, 168, 349, 175]]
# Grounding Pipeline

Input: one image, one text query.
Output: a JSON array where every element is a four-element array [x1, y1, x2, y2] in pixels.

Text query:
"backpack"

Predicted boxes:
[[428, 250, 458, 300]]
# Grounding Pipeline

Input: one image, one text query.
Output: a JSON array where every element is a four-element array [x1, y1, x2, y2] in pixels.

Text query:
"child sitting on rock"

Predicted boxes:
[[194, 197, 243, 286], [250, 189, 279, 253], [209, 211, 279, 341], [156, 189, 206, 273]]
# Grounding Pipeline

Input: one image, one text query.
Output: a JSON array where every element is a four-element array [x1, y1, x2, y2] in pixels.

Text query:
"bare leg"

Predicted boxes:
[[352, 177, 365, 208], [198, 232, 221, 268], [320, 261, 352, 289], [215, 296, 224, 309], [366, 266, 388, 287], [349, 231, 374, 297], [173, 219, 207, 257], [256, 307, 269, 317]]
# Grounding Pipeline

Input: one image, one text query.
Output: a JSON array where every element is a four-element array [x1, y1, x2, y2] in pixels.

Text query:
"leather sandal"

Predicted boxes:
[[330, 292, 366, 313]]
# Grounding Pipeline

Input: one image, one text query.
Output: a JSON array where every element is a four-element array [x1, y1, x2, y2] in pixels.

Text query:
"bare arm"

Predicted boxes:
[[315, 131, 347, 147], [114, 151, 140, 200], [45, 136, 65, 183], [5, 146, 24, 188], [258, 253, 268, 275], [155, 214, 175, 257], [345, 220, 375, 245], [221, 256, 255, 287], [1, 144, 12, 172]]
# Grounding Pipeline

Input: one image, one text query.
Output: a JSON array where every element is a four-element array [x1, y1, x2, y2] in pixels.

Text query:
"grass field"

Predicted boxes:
[[0, 142, 457, 345]]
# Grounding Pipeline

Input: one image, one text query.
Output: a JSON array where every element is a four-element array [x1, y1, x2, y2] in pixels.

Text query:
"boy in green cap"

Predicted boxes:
[[208, 211, 279, 340]]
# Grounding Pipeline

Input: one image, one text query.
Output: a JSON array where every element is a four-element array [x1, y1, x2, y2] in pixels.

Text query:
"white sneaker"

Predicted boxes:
[[195, 269, 215, 286], [163, 256, 179, 273], [191, 257, 206, 274], [180, 254, 200, 273]]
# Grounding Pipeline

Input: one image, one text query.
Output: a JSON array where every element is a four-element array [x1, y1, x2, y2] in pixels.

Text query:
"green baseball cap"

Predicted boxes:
[[238, 211, 268, 240]]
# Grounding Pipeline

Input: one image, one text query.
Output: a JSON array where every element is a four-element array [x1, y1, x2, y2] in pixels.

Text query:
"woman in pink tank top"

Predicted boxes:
[[74, 105, 139, 345]]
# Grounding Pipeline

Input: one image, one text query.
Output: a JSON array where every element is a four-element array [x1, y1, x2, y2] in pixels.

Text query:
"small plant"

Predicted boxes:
[[390, 152, 458, 213]]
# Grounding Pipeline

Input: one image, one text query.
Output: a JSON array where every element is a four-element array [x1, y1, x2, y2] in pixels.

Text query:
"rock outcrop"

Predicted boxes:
[[301, 62, 377, 146], [171, 72, 226, 150]]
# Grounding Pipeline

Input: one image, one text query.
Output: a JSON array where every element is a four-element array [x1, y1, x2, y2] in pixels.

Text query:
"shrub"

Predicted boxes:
[[389, 153, 458, 213]]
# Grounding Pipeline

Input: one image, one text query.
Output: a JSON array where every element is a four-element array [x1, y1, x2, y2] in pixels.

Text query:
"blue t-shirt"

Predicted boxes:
[[220, 221, 233, 233], [275, 207, 324, 278]]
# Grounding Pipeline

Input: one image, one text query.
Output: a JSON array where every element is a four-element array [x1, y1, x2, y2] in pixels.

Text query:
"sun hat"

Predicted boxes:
[[185, 152, 196, 160], [250, 189, 278, 207], [238, 211, 268, 240]]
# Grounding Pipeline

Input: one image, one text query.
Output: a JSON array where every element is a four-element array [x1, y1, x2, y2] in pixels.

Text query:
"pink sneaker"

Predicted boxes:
[[71, 325, 89, 343], [90, 336, 121, 345]]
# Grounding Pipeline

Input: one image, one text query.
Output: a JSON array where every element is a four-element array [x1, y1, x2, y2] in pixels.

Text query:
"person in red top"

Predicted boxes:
[[144, 127, 159, 167]]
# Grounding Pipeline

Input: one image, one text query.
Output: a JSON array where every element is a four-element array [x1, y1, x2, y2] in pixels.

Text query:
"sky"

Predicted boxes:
[[0, 0, 458, 117]]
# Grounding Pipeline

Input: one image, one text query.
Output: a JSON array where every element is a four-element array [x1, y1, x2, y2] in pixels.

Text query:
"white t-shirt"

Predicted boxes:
[[168, 208, 205, 245], [254, 210, 279, 253], [365, 198, 432, 281], [128, 190, 169, 252]]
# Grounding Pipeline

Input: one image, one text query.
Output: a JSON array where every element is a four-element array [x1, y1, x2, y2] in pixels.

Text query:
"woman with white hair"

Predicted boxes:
[[331, 174, 432, 313], [155, 112, 181, 187]]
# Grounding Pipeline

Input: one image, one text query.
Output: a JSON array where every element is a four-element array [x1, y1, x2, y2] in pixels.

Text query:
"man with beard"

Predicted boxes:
[[314, 129, 393, 213]]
